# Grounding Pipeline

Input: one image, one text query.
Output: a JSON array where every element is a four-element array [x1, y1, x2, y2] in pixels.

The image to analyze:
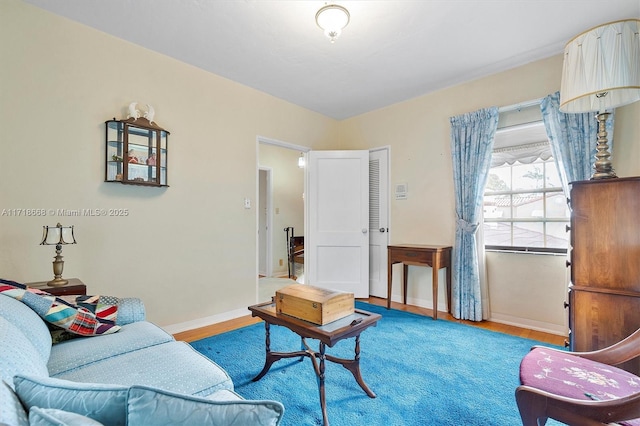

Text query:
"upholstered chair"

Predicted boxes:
[[516, 328, 640, 425]]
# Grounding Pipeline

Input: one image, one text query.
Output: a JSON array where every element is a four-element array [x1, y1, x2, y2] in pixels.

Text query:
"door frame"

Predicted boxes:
[[258, 166, 272, 277], [256, 136, 310, 297]]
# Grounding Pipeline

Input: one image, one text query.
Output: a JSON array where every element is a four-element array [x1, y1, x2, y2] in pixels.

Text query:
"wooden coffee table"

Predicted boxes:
[[248, 301, 381, 426]]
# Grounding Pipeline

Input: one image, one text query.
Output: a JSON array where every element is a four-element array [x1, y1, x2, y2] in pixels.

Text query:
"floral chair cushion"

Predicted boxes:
[[520, 347, 640, 426]]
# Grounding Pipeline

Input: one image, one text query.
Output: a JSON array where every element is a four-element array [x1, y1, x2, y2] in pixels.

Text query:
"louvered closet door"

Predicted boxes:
[[369, 149, 389, 298]]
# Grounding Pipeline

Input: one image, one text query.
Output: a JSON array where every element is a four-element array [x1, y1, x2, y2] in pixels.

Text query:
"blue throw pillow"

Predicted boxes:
[[14, 375, 128, 426], [1, 380, 29, 426], [28, 407, 104, 426], [127, 385, 285, 426]]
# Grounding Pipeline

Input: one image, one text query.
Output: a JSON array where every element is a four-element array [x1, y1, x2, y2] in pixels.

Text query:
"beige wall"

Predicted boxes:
[[340, 55, 570, 244], [2, 0, 638, 334], [614, 102, 640, 177], [0, 0, 337, 329], [339, 55, 640, 335]]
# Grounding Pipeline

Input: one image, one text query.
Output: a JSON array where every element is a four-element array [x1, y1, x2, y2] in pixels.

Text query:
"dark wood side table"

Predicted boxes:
[[248, 301, 381, 426], [26, 278, 87, 296], [387, 244, 452, 319]]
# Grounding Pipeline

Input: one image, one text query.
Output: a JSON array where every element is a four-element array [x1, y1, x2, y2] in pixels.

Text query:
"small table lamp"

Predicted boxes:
[[559, 19, 640, 179], [40, 223, 76, 286]]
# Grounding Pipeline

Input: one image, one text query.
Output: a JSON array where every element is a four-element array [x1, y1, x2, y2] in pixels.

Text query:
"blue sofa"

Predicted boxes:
[[0, 291, 284, 425]]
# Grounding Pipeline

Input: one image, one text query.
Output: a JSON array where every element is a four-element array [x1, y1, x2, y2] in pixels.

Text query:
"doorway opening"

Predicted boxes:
[[258, 167, 272, 277], [257, 136, 309, 302]]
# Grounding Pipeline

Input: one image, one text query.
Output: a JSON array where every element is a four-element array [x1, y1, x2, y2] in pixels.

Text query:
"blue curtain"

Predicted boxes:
[[540, 91, 614, 195], [450, 107, 499, 321]]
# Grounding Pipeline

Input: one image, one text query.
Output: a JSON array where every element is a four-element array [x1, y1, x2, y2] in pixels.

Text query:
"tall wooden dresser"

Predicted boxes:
[[568, 177, 640, 374]]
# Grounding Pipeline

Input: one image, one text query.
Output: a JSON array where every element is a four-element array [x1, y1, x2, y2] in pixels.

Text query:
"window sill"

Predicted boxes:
[[485, 247, 567, 256]]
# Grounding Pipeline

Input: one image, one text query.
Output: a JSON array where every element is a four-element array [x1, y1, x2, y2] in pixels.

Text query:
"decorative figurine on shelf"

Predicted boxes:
[[143, 104, 155, 124], [146, 153, 156, 166], [127, 102, 141, 120], [127, 149, 139, 164], [127, 102, 155, 124]]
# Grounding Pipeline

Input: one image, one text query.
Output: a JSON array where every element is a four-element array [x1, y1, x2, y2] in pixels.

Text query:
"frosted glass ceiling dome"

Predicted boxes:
[[315, 4, 350, 43]]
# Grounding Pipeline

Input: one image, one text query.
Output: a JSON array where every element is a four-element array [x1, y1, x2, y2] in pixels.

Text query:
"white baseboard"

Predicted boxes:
[[391, 295, 567, 337], [161, 299, 568, 339], [394, 295, 449, 313], [489, 312, 568, 337], [161, 307, 249, 335]]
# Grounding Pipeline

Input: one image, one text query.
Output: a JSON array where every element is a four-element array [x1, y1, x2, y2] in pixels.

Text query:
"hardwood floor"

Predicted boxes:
[[173, 296, 567, 347]]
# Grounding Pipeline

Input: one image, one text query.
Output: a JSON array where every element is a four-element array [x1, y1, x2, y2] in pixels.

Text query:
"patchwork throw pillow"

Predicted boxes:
[[0, 279, 120, 337], [74, 295, 119, 322]]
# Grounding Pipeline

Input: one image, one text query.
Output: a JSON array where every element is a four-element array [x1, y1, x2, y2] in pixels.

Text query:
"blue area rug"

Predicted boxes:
[[191, 302, 562, 426]]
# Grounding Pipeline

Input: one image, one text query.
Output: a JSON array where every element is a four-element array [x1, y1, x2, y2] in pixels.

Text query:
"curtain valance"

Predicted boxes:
[[491, 141, 552, 167]]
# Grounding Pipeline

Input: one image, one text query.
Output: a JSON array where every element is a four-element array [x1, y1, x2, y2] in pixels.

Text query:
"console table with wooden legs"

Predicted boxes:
[[387, 244, 452, 319], [248, 301, 381, 426]]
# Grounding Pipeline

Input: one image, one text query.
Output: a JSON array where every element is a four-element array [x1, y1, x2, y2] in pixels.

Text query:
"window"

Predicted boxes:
[[483, 120, 569, 253]]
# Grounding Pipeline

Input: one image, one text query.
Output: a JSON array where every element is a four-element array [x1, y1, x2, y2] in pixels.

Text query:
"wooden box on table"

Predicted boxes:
[[275, 284, 354, 325]]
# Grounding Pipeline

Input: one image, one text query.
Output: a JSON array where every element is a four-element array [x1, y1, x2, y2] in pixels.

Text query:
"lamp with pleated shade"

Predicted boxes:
[[559, 18, 640, 179]]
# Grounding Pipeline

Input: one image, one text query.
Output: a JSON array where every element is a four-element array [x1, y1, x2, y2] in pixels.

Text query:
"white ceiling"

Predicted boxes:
[[23, 0, 640, 120]]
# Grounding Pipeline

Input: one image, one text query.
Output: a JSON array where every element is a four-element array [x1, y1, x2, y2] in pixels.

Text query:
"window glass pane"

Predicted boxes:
[[545, 193, 569, 219], [486, 166, 511, 191], [483, 126, 568, 252], [512, 192, 543, 219], [512, 222, 544, 247], [546, 222, 570, 248], [484, 195, 509, 219], [483, 222, 512, 246], [545, 162, 562, 188], [490, 194, 513, 219], [512, 162, 545, 191]]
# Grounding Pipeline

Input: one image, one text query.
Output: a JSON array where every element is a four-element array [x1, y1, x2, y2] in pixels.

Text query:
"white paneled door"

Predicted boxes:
[[306, 150, 370, 298]]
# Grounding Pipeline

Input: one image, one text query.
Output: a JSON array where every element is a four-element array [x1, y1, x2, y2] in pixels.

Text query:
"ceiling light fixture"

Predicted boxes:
[[315, 3, 350, 43]]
